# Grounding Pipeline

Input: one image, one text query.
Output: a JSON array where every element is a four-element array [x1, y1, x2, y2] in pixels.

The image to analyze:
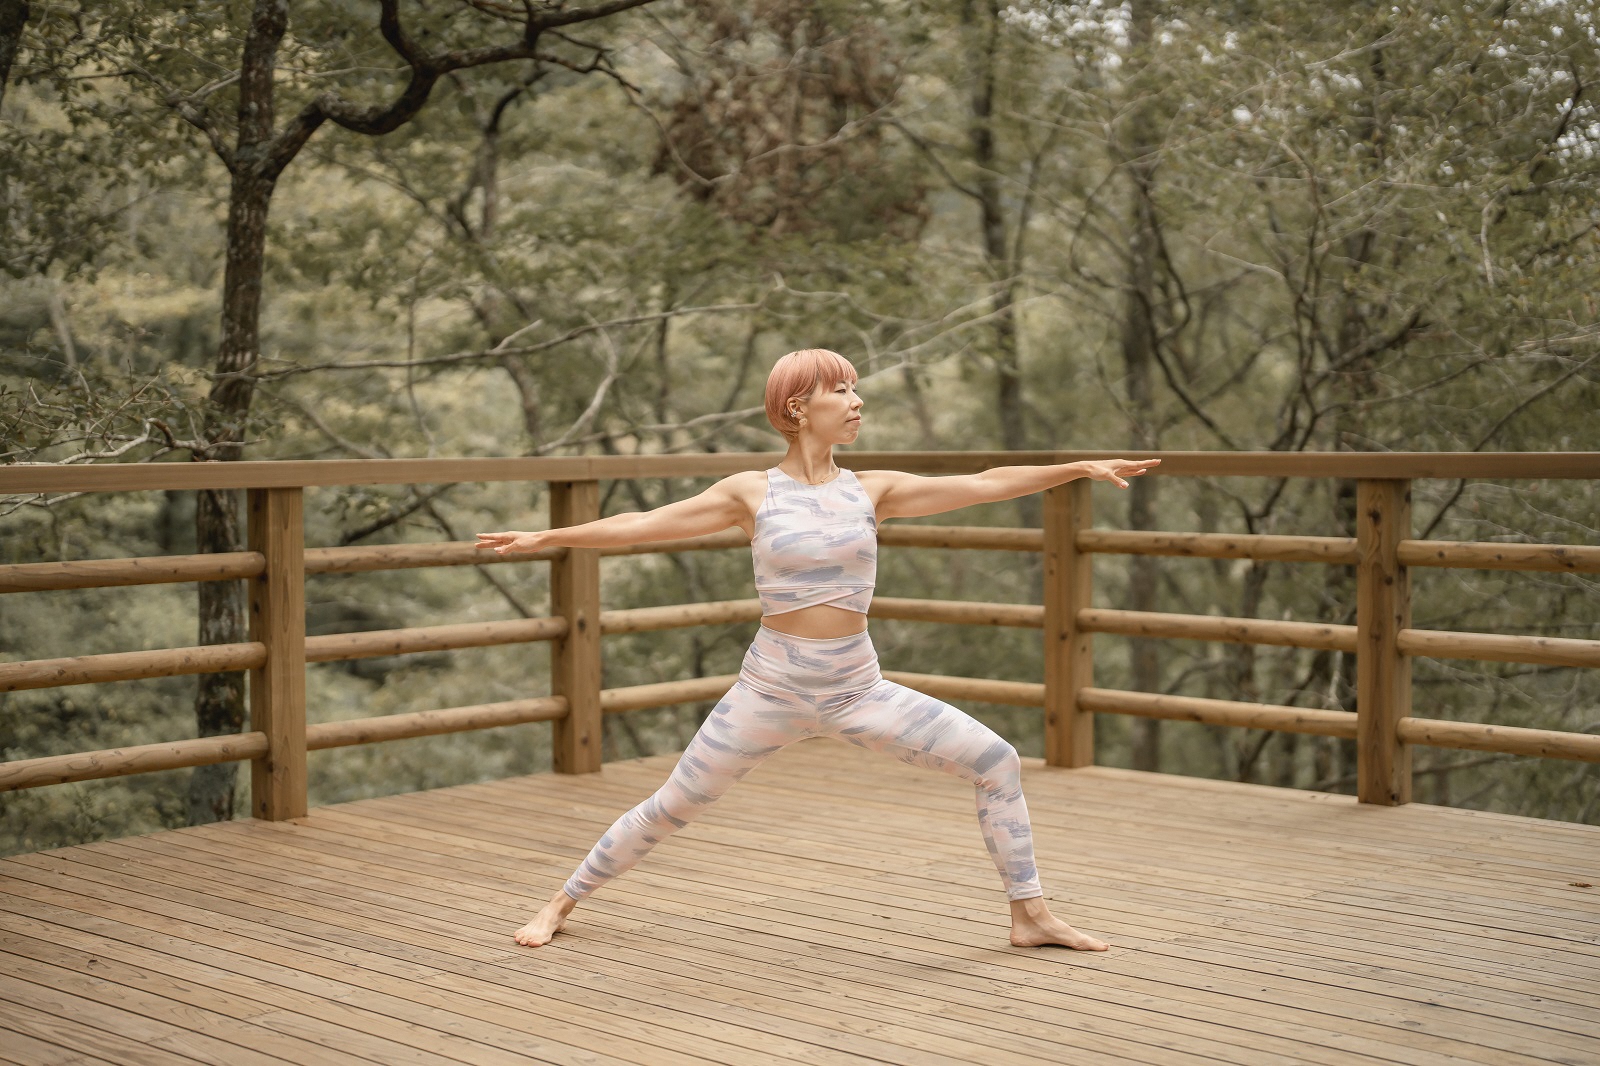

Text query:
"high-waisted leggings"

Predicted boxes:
[[562, 624, 1045, 902]]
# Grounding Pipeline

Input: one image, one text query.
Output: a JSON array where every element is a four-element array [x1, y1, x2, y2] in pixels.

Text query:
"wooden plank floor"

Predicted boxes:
[[2, 739, 1598, 1066]]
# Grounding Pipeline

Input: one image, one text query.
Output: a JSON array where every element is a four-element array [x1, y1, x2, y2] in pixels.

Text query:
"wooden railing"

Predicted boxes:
[[2, 452, 1598, 821]]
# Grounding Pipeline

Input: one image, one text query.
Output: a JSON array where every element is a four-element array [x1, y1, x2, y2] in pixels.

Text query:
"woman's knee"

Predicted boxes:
[[975, 737, 1023, 792], [651, 776, 722, 827]]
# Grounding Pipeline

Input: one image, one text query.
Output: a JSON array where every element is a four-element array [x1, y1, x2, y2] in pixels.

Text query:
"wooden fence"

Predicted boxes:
[[2, 451, 1597, 821]]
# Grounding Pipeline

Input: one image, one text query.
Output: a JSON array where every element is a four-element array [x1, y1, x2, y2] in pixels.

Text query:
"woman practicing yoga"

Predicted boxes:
[[475, 348, 1158, 950]]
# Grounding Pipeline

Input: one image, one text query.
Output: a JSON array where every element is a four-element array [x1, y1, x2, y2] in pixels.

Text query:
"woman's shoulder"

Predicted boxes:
[[848, 468, 903, 488], [708, 469, 772, 535], [845, 468, 898, 516], [715, 468, 771, 494]]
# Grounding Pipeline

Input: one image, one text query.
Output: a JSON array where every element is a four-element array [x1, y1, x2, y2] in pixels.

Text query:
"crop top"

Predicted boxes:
[[751, 466, 878, 616]]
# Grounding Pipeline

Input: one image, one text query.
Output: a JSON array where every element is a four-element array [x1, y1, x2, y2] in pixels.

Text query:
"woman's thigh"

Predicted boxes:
[[819, 680, 1018, 787], [661, 680, 817, 812]]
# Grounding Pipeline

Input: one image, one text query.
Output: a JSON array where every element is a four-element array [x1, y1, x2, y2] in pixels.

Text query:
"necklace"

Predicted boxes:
[[783, 464, 840, 487]]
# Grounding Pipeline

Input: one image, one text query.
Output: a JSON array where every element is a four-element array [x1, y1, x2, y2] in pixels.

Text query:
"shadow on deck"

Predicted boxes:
[[2, 740, 1598, 1066]]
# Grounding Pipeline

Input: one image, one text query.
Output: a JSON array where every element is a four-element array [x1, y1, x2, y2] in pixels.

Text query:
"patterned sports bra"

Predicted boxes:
[[751, 466, 879, 616]]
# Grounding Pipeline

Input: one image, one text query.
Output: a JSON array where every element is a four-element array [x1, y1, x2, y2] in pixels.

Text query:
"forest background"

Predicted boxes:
[[1, 0, 1597, 857]]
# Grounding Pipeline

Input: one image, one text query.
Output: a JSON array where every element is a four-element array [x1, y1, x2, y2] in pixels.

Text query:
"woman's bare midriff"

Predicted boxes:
[[758, 603, 869, 639]]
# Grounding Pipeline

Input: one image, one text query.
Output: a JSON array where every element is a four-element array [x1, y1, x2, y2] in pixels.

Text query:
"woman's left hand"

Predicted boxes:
[[1079, 458, 1161, 489]]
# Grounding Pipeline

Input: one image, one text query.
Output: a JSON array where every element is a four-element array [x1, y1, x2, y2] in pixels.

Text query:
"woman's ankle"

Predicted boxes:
[[1009, 894, 1050, 920]]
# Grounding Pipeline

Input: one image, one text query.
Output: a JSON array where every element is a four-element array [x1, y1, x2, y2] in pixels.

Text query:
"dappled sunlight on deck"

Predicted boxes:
[[3, 740, 1597, 1065]]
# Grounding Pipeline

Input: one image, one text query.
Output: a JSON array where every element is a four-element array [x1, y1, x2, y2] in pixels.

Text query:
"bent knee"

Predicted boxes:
[[981, 741, 1023, 790], [992, 739, 1017, 781]]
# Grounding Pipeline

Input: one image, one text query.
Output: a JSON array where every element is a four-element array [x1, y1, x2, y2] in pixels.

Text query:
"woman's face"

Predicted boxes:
[[793, 377, 863, 444]]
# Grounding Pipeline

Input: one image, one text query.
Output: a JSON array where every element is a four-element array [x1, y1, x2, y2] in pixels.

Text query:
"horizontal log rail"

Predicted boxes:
[[0, 595, 1046, 693], [5, 529, 1593, 596], [305, 542, 563, 574], [1071, 530, 1600, 572], [305, 617, 567, 663], [1077, 688, 1358, 739], [879, 525, 1043, 552], [0, 551, 266, 593], [873, 597, 1044, 628], [0, 676, 751, 792], [1077, 608, 1359, 653], [0, 642, 268, 693], [882, 671, 1045, 708], [601, 600, 763, 634], [601, 675, 738, 714], [1394, 718, 1600, 762], [307, 696, 569, 750], [1396, 628, 1600, 669], [2, 451, 1597, 819], [1395, 539, 1600, 573], [0, 732, 272, 793], [0, 523, 1040, 594], [1076, 530, 1360, 564], [598, 530, 746, 557]]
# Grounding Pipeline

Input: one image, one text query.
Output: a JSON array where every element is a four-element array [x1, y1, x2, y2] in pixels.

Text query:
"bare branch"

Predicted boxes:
[[534, 314, 624, 452], [244, 297, 768, 382], [122, 60, 239, 172], [261, 387, 388, 460], [340, 484, 456, 545], [1418, 352, 1600, 539], [887, 118, 983, 201]]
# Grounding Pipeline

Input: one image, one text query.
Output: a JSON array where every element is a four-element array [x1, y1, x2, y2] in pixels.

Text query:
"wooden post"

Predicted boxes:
[[1356, 478, 1412, 805], [1044, 480, 1094, 767], [247, 487, 306, 820], [550, 480, 602, 774]]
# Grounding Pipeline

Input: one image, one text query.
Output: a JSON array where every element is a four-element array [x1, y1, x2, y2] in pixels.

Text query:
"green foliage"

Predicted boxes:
[[2, 0, 1597, 855]]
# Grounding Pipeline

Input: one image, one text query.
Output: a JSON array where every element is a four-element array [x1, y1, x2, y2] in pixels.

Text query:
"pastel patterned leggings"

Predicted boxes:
[[562, 625, 1045, 902]]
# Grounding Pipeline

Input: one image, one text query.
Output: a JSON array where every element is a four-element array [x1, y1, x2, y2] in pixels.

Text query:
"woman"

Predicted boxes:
[[476, 348, 1158, 951]]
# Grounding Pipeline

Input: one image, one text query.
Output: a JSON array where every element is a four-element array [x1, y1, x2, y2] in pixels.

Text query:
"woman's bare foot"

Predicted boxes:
[[513, 887, 578, 947], [1008, 895, 1109, 951]]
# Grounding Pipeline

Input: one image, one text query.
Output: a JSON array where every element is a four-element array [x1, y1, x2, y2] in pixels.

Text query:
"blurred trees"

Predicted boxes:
[[2, 0, 1597, 853], [7, 0, 665, 823]]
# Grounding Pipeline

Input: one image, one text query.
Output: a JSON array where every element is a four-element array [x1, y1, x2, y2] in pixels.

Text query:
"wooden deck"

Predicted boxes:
[[1, 740, 1598, 1066]]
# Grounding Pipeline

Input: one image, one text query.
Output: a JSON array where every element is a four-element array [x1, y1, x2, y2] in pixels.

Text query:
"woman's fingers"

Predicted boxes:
[[474, 532, 521, 553]]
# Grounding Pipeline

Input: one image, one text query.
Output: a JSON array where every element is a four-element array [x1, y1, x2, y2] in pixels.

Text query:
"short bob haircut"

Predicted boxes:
[[764, 349, 858, 440]]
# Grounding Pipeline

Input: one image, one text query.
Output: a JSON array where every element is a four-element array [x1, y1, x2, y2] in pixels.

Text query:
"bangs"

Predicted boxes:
[[816, 349, 858, 387]]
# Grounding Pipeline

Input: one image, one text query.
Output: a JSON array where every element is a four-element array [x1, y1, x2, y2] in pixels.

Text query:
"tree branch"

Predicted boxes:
[[245, 298, 768, 381], [262, 0, 659, 181]]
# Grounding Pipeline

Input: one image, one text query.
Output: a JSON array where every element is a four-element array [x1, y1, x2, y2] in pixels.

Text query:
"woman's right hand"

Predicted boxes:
[[474, 530, 554, 556]]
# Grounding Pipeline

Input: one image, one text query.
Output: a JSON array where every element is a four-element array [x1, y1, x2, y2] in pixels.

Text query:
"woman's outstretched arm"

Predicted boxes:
[[475, 477, 748, 556], [873, 458, 1160, 521]]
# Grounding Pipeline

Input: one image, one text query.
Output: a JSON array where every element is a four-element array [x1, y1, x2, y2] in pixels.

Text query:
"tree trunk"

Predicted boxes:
[[187, 2, 287, 824], [1318, 31, 1393, 793], [187, 168, 277, 824], [1230, 562, 1271, 781], [1120, 0, 1162, 771], [188, 488, 246, 824], [963, 0, 1039, 534], [0, 0, 27, 110]]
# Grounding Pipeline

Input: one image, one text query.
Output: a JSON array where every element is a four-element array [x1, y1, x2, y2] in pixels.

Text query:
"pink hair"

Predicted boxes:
[[764, 349, 858, 440]]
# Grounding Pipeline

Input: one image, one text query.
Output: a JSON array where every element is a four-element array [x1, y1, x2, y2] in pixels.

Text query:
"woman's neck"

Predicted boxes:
[[781, 442, 837, 485]]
